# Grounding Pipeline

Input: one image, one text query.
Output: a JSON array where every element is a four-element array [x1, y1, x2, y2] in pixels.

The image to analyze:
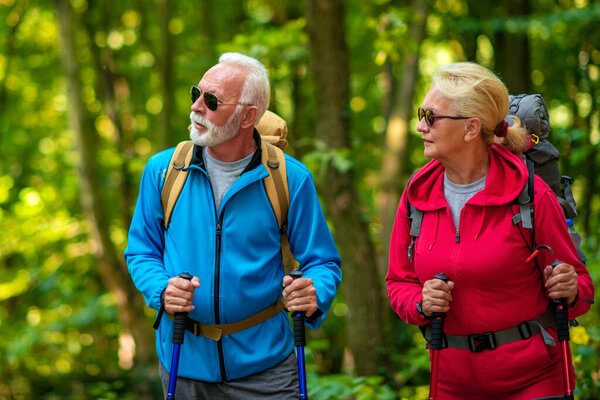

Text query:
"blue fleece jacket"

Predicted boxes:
[[124, 134, 341, 382]]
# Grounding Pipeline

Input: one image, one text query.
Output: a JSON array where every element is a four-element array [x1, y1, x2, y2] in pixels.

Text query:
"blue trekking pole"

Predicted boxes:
[[167, 272, 193, 400], [289, 269, 308, 399]]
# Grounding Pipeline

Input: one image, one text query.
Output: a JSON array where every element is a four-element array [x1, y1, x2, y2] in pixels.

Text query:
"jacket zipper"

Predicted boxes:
[[214, 219, 227, 381], [202, 164, 228, 382]]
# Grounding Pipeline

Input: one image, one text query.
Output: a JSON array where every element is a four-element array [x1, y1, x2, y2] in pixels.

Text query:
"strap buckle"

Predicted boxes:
[[468, 332, 498, 352], [517, 321, 533, 340]]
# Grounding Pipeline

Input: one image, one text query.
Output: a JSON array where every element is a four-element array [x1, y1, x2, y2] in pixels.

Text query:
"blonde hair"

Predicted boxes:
[[432, 62, 527, 153]]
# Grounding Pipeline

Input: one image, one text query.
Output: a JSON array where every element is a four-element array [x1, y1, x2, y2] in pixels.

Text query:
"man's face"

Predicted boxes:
[[189, 64, 248, 147]]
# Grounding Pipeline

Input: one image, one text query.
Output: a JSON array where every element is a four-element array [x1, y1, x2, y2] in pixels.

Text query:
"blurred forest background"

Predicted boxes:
[[0, 0, 599, 398]]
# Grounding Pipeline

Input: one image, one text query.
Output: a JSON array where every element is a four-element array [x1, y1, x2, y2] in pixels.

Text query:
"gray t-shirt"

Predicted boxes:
[[203, 147, 255, 212], [443, 173, 486, 229]]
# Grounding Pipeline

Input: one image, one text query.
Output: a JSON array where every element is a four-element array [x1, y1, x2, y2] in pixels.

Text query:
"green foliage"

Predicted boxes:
[[308, 373, 398, 400]]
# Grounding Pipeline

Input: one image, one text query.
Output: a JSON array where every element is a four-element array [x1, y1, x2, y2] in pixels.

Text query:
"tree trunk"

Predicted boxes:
[[81, 4, 134, 228], [376, 0, 427, 282], [54, 0, 155, 366], [306, 0, 386, 376], [493, 0, 530, 93]]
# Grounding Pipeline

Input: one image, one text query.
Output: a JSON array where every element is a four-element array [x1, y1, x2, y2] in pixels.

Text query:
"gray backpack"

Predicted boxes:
[[509, 94, 585, 264]]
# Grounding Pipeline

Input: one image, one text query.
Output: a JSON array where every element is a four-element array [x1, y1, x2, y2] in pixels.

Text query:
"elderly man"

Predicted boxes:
[[124, 53, 341, 399]]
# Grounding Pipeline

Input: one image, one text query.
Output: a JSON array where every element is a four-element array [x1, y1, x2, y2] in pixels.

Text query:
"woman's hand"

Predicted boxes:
[[420, 278, 455, 318], [544, 263, 578, 305]]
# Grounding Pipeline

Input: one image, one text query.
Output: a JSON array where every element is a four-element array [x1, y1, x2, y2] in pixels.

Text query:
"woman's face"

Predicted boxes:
[[417, 87, 468, 163]]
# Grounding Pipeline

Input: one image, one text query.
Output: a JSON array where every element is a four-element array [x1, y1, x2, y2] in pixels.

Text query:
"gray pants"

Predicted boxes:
[[159, 352, 299, 399]]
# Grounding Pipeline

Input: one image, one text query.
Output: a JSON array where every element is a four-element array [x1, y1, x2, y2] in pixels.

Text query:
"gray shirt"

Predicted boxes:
[[443, 173, 487, 229], [203, 147, 255, 212]]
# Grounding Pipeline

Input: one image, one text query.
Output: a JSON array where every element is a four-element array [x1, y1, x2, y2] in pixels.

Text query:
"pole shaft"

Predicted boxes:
[[296, 345, 308, 399], [167, 344, 182, 399], [289, 269, 308, 399]]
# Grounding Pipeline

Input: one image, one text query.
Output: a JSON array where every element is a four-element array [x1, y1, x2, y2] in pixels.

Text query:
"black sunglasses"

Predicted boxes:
[[190, 86, 250, 111], [418, 107, 469, 127]]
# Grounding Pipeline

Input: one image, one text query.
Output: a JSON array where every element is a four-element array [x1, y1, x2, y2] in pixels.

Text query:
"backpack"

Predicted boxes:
[[160, 110, 298, 274], [406, 94, 586, 266], [508, 94, 585, 264]]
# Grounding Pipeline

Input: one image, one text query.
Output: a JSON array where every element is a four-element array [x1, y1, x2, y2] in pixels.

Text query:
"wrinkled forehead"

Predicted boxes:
[[198, 63, 248, 99], [422, 86, 455, 113]]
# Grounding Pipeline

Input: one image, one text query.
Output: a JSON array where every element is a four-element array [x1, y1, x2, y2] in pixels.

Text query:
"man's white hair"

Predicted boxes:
[[218, 52, 270, 122]]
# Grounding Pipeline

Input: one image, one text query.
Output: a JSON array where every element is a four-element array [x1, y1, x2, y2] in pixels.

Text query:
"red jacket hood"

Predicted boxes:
[[407, 144, 528, 210]]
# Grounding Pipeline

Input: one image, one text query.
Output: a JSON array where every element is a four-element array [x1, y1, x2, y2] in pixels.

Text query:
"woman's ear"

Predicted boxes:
[[240, 106, 259, 129], [464, 117, 482, 143]]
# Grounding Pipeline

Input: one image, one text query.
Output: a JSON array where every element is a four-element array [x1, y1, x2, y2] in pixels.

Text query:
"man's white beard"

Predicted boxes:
[[189, 107, 243, 147]]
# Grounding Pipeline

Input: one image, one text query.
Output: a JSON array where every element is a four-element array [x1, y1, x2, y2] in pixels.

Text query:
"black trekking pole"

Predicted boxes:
[[550, 260, 574, 400], [289, 269, 308, 399], [429, 273, 449, 400], [167, 272, 193, 400]]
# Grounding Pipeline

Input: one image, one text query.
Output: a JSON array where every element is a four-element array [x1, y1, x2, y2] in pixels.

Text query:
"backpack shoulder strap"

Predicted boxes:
[[260, 140, 297, 274], [161, 141, 195, 229], [404, 173, 423, 262], [512, 156, 535, 251]]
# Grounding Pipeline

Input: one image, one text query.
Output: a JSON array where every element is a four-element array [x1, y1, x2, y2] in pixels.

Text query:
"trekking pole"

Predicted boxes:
[[167, 272, 193, 400], [429, 273, 449, 400], [550, 260, 574, 400], [289, 269, 308, 399]]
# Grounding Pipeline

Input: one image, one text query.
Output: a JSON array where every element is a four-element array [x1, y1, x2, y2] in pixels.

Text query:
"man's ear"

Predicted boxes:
[[464, 117, 482, 143], [240, 106, 259, 129]]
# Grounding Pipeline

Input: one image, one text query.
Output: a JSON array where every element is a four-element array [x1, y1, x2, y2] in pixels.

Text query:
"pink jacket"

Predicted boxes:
[[387, 144, 594, 398]]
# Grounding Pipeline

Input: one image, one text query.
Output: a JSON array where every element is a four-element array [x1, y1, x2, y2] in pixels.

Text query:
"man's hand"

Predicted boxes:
[[164, 275, 200, 314], [544, 262, 578, 305], [282, 275, 318, 317], [420, 278, 455, 318]]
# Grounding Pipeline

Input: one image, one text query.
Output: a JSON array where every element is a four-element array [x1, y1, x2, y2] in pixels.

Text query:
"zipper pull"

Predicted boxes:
[[456, 230, 460, 243], [216, 223, 222, 237]]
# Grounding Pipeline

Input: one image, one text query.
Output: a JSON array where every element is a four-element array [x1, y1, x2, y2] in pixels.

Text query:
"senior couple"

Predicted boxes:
[[124, 53, 593, 399]]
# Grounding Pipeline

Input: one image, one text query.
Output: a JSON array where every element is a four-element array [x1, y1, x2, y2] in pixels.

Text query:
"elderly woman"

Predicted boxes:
[[386, 62, 594, 399]]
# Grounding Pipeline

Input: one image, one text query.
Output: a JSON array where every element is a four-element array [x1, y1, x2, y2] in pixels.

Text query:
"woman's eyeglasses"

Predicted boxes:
[[190, 86, 250, 111], [418, 107, 469, 127]]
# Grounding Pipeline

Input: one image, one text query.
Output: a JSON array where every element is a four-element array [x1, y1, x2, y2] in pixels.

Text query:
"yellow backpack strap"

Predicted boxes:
[[260, 140, 298, 274], [161, 141, 194, 229]]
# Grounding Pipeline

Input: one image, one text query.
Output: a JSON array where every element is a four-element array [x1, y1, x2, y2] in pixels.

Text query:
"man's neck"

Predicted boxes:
[[206, 128, 257, 162]]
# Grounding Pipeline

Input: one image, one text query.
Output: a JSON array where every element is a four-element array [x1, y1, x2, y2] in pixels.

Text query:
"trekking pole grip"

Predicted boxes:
[[430, 273, 449, 351], [288, 269, 306, 347], [173, 272, 193, 345], [550, 261, 570, 342]]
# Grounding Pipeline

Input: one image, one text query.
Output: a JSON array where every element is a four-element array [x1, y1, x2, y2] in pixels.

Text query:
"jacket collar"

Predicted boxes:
[[190, 129, 263, 173], [407, 144, 528, 211]]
